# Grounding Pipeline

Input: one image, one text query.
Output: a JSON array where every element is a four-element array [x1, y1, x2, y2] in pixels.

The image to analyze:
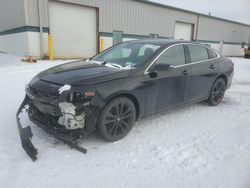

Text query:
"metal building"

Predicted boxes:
[[0, 0, 250, 59]]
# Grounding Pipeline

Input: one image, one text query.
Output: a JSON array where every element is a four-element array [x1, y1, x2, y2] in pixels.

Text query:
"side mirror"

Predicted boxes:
[[148, 70, 158, 78], [147, 63, 173, 78]]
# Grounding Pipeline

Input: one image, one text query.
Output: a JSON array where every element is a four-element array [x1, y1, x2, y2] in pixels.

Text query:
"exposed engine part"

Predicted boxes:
[[58, 102, 85, 130], [58, 84, 71, 94]]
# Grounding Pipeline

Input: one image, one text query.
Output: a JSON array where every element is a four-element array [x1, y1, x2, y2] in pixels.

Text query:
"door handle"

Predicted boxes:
[[209, 64, 215, 69], [182, 70, 188, 76]]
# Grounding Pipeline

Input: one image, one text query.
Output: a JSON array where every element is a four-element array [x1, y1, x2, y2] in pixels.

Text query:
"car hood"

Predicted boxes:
[[34, 60, 131, 86]]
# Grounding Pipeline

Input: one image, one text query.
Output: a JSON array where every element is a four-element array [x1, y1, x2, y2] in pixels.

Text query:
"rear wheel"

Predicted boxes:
[[98, 97, 136, 142], [207, 78, 226, 106]]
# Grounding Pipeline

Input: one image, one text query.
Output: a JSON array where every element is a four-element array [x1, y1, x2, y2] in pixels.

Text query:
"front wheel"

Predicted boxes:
[[98, 97, 136, 142], [207, 78, 226, 106]]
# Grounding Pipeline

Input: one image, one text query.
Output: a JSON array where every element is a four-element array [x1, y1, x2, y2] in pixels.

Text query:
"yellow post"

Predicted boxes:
[[48, 34, 54, 61], [100, 38, 105, 52]]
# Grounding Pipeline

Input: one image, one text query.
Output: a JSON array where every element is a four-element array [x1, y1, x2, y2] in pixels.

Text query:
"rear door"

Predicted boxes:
[[186, 44, 219, 102]]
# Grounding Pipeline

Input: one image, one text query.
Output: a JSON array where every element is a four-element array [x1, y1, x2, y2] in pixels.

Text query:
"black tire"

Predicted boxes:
[[207, 78, 226, 106], [98, 97, 136, 142]]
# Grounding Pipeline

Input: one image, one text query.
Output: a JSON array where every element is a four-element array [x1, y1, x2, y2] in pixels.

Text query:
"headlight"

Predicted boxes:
[[68, 92, 95, 103], [84, 91, 95, 98], [25, 84, 35, 100]]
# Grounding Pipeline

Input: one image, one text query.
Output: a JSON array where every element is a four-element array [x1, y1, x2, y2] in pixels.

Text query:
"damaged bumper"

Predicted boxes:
[[16, 95, 38, 161], [16, 95, 88, 161], [17, 81, 105, 161]]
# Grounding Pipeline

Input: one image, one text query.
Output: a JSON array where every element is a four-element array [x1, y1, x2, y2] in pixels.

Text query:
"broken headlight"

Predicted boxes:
[[67, 91, 95, 103]]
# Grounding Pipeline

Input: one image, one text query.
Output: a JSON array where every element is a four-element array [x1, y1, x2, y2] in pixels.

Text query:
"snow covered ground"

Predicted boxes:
[[0, 54, 250, 188]]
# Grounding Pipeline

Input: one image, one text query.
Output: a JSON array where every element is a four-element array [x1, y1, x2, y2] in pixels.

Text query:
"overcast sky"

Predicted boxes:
[[152, 0, 250, 24]]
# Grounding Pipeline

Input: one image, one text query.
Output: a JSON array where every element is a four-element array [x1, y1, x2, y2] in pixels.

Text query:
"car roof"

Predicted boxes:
[[125, 39, 206, 47]]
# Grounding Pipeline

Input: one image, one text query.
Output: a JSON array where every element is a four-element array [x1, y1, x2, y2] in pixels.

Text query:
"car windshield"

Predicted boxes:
[[92, 42, 162, 68]]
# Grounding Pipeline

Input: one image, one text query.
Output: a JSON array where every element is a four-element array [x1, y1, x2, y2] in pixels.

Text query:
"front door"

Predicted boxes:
[[144, 44, 191, 115]]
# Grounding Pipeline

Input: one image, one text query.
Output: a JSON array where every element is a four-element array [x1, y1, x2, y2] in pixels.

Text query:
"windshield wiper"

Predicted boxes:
[[101, 61, 107, 65], [98, 61, 123, 69], [107, 63, 123, 69]]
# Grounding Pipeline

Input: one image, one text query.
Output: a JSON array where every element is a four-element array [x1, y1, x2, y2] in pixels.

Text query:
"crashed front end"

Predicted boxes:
[[17, 80, 103, 161]]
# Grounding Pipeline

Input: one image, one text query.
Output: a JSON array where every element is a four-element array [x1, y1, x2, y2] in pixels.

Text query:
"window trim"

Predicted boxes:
[[144, 43, 220, 74]]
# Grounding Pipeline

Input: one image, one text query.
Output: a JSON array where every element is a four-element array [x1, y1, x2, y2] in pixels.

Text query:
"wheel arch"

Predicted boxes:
[[207, 74, 228, 98], [216, 74, 228, 86], [104, 92, 141, 121]]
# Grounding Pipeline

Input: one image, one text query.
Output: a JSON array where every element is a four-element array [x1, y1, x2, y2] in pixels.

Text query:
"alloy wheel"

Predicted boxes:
[[212, 79, 226, 104], [104, 102, 134, 137]]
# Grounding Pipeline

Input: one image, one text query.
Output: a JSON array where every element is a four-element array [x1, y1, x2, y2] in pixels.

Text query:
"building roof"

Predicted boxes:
[[134, 0, 250, 27]]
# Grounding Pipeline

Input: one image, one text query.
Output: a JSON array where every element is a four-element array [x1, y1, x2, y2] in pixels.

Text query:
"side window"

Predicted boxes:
[[188, 45, 208, 62], [207, 48, 218, 59], [155, 45, 185, 66]]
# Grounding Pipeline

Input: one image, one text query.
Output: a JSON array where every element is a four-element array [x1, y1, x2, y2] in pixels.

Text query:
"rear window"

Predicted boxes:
[[207, 48, 218, 59], [188, 45, 208, 63]]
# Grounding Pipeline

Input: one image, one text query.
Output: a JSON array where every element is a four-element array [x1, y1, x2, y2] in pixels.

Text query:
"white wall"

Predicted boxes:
[[203, 43, 246, 56], [0, 32, 29, 56], [0, 32, 247, 58], [0, 32, 48, 58], [123, 37, 138, 42], [222, 44, 246, 56], [27, 32, 48, 58]]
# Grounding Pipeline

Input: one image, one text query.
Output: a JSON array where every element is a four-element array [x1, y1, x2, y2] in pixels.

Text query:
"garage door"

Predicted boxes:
[[174, 22, 193, 41], [49, 1, 97, 59]]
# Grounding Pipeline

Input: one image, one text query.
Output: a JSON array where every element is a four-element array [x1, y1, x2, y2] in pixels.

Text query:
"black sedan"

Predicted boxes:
[[17, 39, 234, 160]]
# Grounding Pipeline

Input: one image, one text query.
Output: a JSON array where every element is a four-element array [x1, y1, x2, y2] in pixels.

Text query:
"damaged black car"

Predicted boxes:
[[17, 39, 234, 160]]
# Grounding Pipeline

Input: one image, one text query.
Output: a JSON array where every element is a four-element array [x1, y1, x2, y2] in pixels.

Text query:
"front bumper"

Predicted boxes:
[[16, 95, 38, 161], [16, 95, 88, 161]]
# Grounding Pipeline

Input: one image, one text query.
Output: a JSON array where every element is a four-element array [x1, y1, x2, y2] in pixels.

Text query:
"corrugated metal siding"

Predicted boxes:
[[24, 0, 49, 27], [1, 0, 250, 43], [27, 0, 198, 38], [198, 16, 250, 43], [23, 0, 250, 42], [59, 0, 198, 37], [0, 0, 26, 32]]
